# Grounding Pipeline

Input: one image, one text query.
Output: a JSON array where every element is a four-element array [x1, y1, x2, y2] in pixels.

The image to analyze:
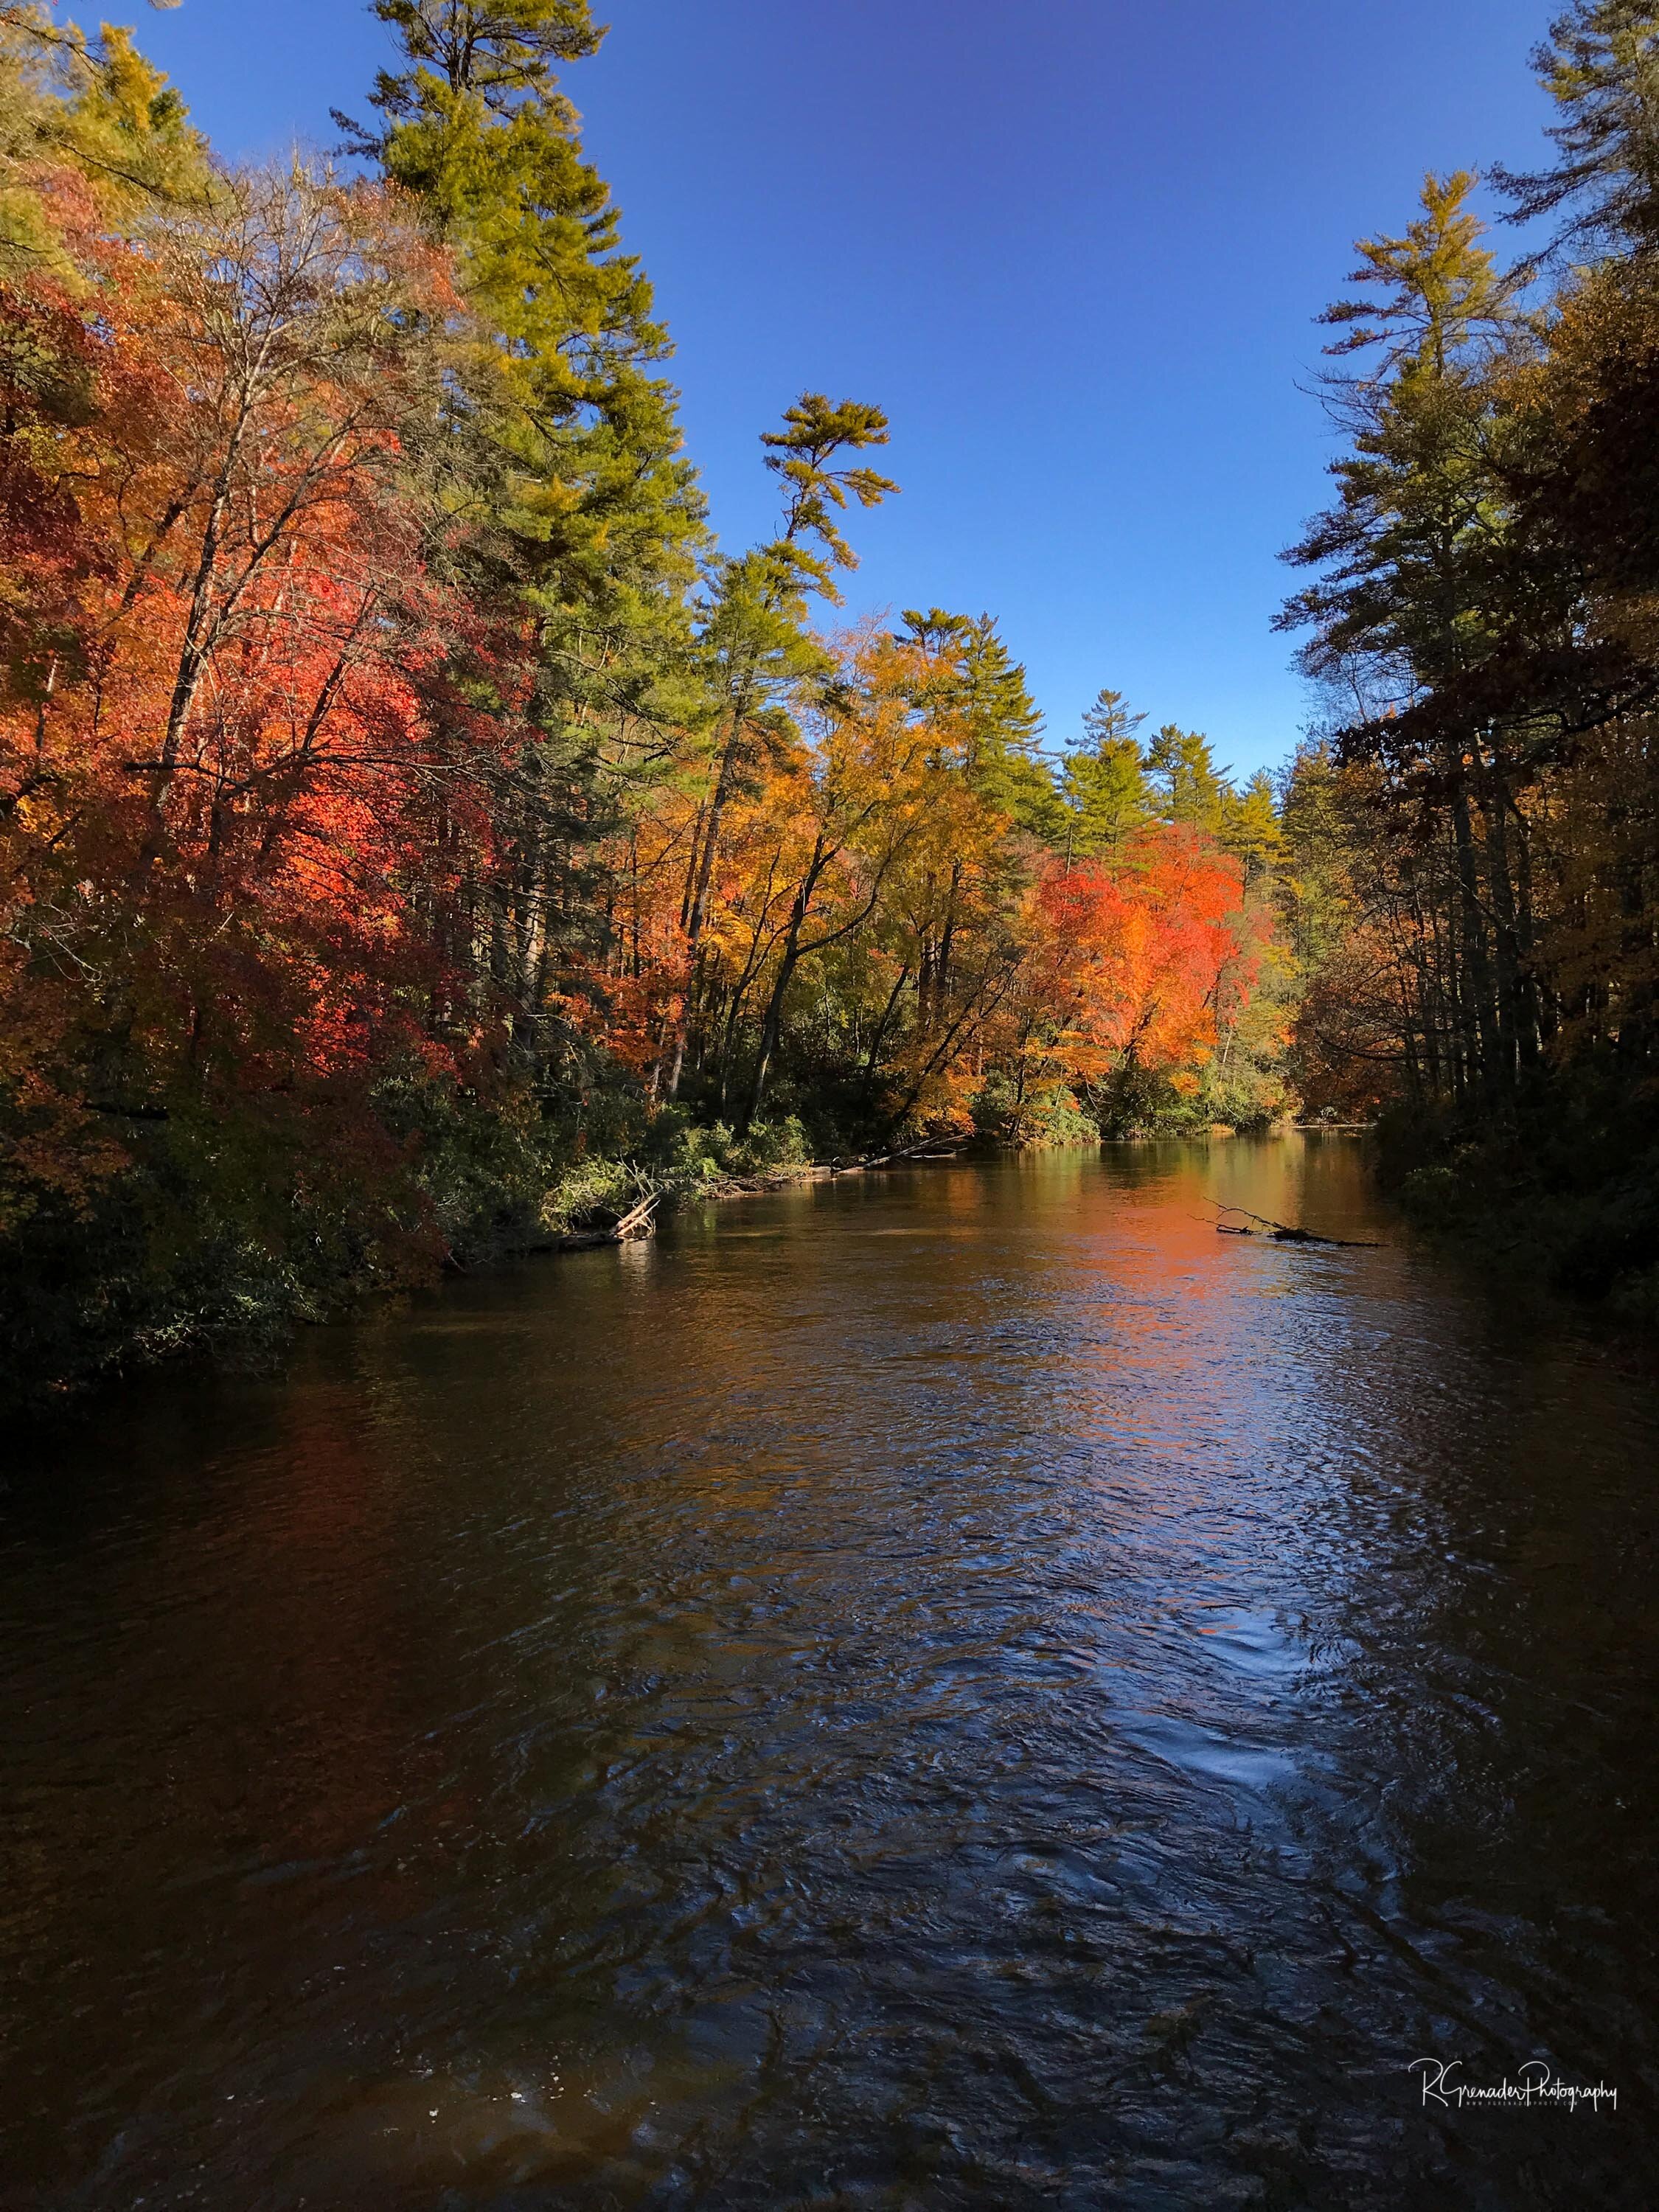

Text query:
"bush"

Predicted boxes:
[[1380, 1074, 1659, 1324]]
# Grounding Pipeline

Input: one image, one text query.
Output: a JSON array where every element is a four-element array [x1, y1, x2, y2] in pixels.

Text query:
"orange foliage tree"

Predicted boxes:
[[993, 830, 1250, 1138], [1, 153, 531, 1261]]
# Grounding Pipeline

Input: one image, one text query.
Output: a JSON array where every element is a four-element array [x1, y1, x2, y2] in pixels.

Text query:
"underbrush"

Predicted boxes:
[[1088, 1060, 1292, 1139], [1377, 1077, 1659, 1329], [0, 1079, 832, 1418]]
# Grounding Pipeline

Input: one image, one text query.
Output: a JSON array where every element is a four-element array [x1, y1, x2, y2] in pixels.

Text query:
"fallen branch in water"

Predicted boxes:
[[612, 1192, 661, 1242], [541, 1191, 662, 1251], [1200, 1200, 1381, 1250]]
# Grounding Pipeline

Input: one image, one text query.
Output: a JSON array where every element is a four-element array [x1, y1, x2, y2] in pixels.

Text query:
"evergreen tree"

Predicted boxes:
[[340, 0, 709, 1077], [1319, 169, 1528, 375], [900, 608, 1058, 836], [1277, 171, 1536, 1104], [1, 7, 205, 260], [1496, 1, 1659, 248], [1276, 173, 1526, 708], [1060, 687, 1152, 857], [344, 0, 703, 618], [1144, 723, 1234, 834], [1220, 768, 1283, 887]]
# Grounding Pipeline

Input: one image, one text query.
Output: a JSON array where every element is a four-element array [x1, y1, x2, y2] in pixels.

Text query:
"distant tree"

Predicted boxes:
[[1221, 768, 1283, 887], [900, 608, 1057, 836], [1144, 723, 1233, 834], [1061, 687, 1153, 858]]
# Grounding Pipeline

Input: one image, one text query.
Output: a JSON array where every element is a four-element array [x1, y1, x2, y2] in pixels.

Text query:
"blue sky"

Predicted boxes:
[[123, 0, 1554, 777]]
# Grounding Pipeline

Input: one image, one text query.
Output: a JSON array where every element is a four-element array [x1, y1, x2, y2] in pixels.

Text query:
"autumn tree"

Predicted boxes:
[[655, 392, 897, 1099], [1000, 831, 1248, 1139], [1278, 170, 1538, 1108], [0, 6, 1294, 1399]]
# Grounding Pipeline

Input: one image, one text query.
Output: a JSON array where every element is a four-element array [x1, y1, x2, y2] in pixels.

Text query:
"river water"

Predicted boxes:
[[2, 1138, 1657, 2209]]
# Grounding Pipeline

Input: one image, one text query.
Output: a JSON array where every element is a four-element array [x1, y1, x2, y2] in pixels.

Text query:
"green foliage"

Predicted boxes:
[[1062, 710, 1281, 880], [705, 394, 896, 658], [1, 13, 206, 263], [538, 1153, 640, 1232], [1277, 173, 1525, 709], [56, 23, 206, 204], [973, 1067, 1096, 1146], [1318, 170, 1526, 375], [726, 1114, 814, 1172], [368, 1, 602, 122], [1145, 723, 1234, 835], [1061, 690, 1153, 858], [1380, 1077, 1659, 1326], [1498, 1, 1659, 246], [1222, 770, 1283, 883], [900, 608, 1060, 836], [0, 1083, 445, 1415], [355, 0, 703, 623], [761, 394, 898, 597], [1275, 740, 1351, 973]]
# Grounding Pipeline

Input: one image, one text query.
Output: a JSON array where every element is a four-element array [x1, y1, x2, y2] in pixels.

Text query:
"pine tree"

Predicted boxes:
[[341, 1, 707, 1076], [1319, 170, 1528, 376], [1061, 688, 1152, 858], [1277, 171, 1535, 1105], [344, 0, 703, 622], [900, 608, 1057, 836], [1277, 173, 1526, 705], [1, 8, 205, 261], [1496, 1, 1659, 248], [1145, 724, 1234, 834], [1221, 768, 1283, 888]]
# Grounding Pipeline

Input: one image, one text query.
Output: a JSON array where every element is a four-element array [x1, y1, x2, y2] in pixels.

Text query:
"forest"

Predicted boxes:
[[1, 0, 1658, 1408]]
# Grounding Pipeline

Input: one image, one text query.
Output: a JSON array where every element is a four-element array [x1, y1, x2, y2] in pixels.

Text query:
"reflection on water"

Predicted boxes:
[[2, 1138, 1657, 2208]]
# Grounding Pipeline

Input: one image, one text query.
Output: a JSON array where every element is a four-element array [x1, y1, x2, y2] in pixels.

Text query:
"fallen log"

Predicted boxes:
[[1203, 1200, 1380, 1250], [540, 1191, 661, 1251], [611, 1192, 661, 1242]]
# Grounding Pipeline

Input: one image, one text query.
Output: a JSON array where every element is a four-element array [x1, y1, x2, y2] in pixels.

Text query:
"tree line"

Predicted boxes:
[[0, 0, 1290, 1404], [1273, 0, 1659, 1314]]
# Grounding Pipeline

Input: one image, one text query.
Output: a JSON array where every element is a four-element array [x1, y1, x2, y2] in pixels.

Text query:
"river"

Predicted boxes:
[[2, 1138, 1656, 2208]]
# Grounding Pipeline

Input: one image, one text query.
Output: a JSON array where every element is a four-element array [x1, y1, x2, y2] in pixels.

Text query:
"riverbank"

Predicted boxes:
[[526, 1139, 972, 1253], [0, 1102, 981, 1424], [11, 1096, 1645, 1427], [1378, 1093, 1659, 1333]]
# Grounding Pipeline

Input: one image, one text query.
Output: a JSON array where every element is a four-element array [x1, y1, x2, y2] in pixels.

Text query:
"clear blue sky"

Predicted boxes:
[[124, 0, 1554, 777]]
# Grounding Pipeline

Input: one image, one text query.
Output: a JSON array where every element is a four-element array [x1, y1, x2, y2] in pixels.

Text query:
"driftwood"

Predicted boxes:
[[613, 1192, 661, 1241], [717, 1140, 970, 1194], [826, 1136, 969, 1176], [547, 1191, 661, 1251], [1203, 1200, 1381, 1250]]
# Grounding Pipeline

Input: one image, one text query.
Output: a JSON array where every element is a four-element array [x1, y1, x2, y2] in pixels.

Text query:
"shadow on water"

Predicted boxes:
[[1, 1138, 1656, 2209]]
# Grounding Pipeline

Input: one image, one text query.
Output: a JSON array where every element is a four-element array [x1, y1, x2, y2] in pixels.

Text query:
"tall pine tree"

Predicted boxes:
[[343, 1, 707, 1080]]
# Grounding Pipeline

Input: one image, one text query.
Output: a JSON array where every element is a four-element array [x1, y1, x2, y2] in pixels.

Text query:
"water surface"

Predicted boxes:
[[3, 1139, 1657, 2208]]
